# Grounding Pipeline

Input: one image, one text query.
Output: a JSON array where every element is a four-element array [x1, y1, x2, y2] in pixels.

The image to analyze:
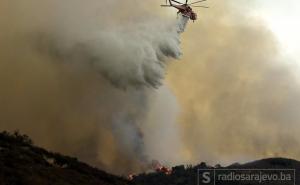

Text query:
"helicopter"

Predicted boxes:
[[161, 0, 209, 22]]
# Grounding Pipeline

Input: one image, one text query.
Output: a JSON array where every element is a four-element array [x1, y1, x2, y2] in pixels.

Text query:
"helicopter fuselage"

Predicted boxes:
[[170, 3, 197, 21]]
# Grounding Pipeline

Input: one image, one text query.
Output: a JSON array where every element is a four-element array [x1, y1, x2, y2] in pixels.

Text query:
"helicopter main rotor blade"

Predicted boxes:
[[190, 5, 209, 8], [171, 0, 184, 4], [161, 5, 172, 7], [189, 0, 206, 5]]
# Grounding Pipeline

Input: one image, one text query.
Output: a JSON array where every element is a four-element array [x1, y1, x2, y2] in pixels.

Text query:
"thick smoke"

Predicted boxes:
[[35, 17, 187, 89], [0, 0, 186, 174], [167, 0, 300, 165], [2, 0, 300, 175]]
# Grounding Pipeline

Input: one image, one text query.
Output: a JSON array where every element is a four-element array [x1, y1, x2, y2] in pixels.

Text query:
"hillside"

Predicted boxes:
[[132, 158, 300, 185], [0, 131, 298, 185], [0, 131, 129, 185]]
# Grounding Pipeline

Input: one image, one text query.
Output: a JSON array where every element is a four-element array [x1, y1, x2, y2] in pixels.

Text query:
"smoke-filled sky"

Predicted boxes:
[[1, 0, 300, 175], [166, 0, 300, 165], [252, 0, 300, 59]]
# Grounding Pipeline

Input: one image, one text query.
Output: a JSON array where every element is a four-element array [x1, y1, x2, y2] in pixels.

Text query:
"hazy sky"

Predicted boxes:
[[1, 0, 300, 173], [169, 0, 300, 60], [250, 0, 300, 60], [166, 0, 300, 165]]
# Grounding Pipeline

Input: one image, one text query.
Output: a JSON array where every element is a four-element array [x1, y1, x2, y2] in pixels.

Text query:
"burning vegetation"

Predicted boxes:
[[127, 160, 173, 181], [152, 160, 173, 175]]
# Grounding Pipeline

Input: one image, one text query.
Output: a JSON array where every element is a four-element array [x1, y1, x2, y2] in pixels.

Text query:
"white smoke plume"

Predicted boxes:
[[3, 0, 299, 176], [36, 16, 187, 89], [0, 0, 187, 174]]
